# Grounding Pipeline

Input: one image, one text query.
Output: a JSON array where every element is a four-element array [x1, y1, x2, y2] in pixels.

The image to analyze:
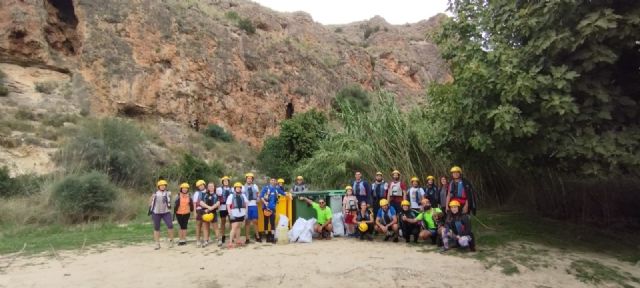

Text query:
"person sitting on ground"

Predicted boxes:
[[386, 170, 407, 214], [198, 182, 220, 247], [299, 196, 334, 239], [424, 176, 439, 209], [446, 166, 477, 215], [441, 200, 475, 252], [416, 198, 442, 244], [375, 199, 399, 242], [149, 180, 174, 250], [407, 177, 425, 211], [355, 201, 374, 241], [398, 200, 420, 243], [173, 182, 194, 246], [227, 182, 249, 248], [260, 178, 287, 243], [291, 176, 308, 193], [342, 185, 358, 237]]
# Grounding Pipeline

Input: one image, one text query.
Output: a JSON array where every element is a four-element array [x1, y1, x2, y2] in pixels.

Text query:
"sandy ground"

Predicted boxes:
[[2, 237, 630, 288]]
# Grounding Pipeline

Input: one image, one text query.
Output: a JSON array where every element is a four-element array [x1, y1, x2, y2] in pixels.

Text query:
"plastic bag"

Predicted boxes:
[[297, 218, 316, 243], [277, 214, 289, 228], [288, 218, 307, 243], [332, 212, 345, 237]]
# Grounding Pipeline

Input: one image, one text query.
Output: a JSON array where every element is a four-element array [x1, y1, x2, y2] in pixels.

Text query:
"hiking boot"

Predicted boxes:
[[393, 236, 399, 243], [217, 240, 223, 247], [154, 242, 161, 250], [221, 235, 226, 243]]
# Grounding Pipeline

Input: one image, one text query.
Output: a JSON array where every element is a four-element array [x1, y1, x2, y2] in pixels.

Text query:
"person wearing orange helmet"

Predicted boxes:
[[446, 166, 477, 215], [441, 199, 475, 253]]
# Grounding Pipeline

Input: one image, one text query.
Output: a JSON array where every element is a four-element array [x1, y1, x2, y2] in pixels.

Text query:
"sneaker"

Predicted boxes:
[[393, 236, 399, 243], [217, 240, 223, 247], [203, 240, 209, 247], [439, 247, 448, 254], [196, 241, 202, 248], [255, 235, 262, 243], [154, 243, 161, 250], [168, 240, 174, 248], [178, 241, 186, 246]]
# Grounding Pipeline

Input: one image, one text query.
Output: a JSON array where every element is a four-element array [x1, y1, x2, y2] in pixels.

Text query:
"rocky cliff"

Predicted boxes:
[[0, 0, 449, 146]]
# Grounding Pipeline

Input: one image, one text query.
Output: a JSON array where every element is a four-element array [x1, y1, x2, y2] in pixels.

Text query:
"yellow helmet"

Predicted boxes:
[[426, 175, 435, 181], [410, 176, 419, 183], [156, 180, 168, 187], [345, 185, 353, 191], [391, 170, 401, 175], [375, 171, 383, 176], [245, 173, 255, 179], [379, 199, 389, 206], [233, 182, 243, 188], [277, 178, 285, 184], [358, 222, 368, 232], [401, 200, 410, 207], [202, 213, 214, 222], [450, 166, 462, 173], [449, 200, 461, 207], [296, 176, 304, 180], [179, 183, 190, 189], [195, 180, 206, 187]]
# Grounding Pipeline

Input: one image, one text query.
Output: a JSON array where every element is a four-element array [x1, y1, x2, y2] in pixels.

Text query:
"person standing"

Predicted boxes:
[[193, 180, 207, 247], [260, 178, 286, 243], [227, 182, 249, 248], [424, 175, 439, 210], [438, 176, 449, 209], [198, 182, 220, 247], [291, 176, 307, 193], [371, 172, 388, 219], [243, 173, 261, 243], [407, 177, 425, 211], [342, 186, 358, 236], [386, 170, 407, 214], [216, 176, 233, 246], [173, 182, 194, 246], [446, 166, 477, 215], [149, 180, 174, 250], [351, 171, 371, 207]]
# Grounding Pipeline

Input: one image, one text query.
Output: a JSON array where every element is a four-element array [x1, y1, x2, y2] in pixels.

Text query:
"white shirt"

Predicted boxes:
[[408, 187, 424, 209], [192, 190, 205, 210], [226, 193, 248, 219], [216, 186, 233, 211], [241, 183, 260, 206]]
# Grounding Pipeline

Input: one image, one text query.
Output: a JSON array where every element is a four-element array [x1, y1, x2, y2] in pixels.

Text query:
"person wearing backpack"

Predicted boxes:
[[386, 170, 407, 214], [260, 178, 287, 243], [291, 176, 307, 193], [371, 172, 388, 221], [446, 166, 477, 215], [174, 182, 194, 246], [216, 176, 233, 246], [198, 182, 220, 248], [342, 185, 358, 237], [351, 171, 371, 207], [149, 180, 174, 250], [242, 173, 261, 243], [424, 175, 439, 210], [227, 182, 249, 248], [193, 180, 207, 247], [407, 177, 425, 211]]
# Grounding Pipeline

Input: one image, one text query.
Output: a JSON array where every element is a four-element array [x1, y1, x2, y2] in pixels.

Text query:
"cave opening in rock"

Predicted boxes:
[[286, 102, 294, 119], [46, 0, 78, 26]]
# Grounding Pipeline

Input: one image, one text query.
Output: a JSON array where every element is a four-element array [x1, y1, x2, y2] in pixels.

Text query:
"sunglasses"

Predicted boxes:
[[318, 201, 326, 204]]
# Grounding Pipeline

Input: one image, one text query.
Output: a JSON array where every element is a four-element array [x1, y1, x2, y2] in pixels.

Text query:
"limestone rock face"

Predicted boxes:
[[0, 0, 450, 147]]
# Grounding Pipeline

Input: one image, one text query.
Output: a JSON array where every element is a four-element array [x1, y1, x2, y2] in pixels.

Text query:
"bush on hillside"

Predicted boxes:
[[158, 153, 225, 186], [51, 171, 117, 222], [238, 18, 256, 35], [0, 166, 46, 198], [331, 85, 371, 113], [56, 118, 151, 188], [203, 124, 233, 142]]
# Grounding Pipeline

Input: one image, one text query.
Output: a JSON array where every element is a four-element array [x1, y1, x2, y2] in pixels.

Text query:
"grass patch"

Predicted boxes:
[[34, 81, 58, 94], [568, 259, 640, 287]]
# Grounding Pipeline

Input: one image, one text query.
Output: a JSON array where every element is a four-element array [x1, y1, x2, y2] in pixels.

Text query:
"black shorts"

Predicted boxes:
[[230, 216, 245, 223], [219, 210, 229, 218], [176, 213, 190, 229]]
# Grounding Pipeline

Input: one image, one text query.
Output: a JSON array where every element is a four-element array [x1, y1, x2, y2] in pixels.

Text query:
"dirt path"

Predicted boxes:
[[4, 238, 632, 288]]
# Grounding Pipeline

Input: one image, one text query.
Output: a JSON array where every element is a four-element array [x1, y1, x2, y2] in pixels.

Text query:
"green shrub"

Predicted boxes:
[[51, 171, 117, 222], [34, 81, 57, 94], [0, 166, 12, 197], [159, 153, 225, 185], [203, 124, 233, 142], [238, 18, 256, 34], [42, 113, 77, 127], [331, 85, 371, 113], [56, 118, 151, 188], [15, 108, 37, 121], [0, 85, 8, 97], [225, 11, 239, 21], [364, 25, 380, 39], [0, 166, 47, 198]]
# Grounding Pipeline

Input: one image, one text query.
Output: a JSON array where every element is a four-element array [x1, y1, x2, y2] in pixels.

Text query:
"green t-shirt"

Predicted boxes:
[[311, 202, 333, 225], [416, 207, 442, 230]]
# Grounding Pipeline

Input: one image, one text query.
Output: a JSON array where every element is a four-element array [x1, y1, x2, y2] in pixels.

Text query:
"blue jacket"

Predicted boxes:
[[260, 185, 285, 211]]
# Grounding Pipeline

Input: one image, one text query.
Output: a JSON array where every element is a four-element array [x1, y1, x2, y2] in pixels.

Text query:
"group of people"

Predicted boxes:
[[148, 166, 476, 252]]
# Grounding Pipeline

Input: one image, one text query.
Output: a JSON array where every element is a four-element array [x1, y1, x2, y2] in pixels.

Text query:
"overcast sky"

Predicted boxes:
[[252, 0, 449, 25]]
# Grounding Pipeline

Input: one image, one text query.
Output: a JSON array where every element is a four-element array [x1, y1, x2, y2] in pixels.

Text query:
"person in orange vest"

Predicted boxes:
[[173, 182, 194, 246]]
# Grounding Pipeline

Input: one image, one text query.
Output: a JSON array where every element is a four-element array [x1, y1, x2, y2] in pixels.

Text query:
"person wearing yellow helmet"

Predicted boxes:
[[342, 185, 358, 236], [291, 176, 307, 193], [398, 200, 420, 243], [197, 182, 221, 248], [407, 177, 425, 210], [299, 195, 334, 239], [375, 198, 399, 242], [371, 171, 388, 223], [355, 201, 374, 241], [216, 176, 233, 246], [351, 171, 371, 207], [445, 166, 477, 215], [260, 177, 287, 243], [441, 199, 475, 253], [242, 173, 261, 244], [149, 179, 174, 250], [227, 182, 249, 248], [386, 170, 407, 215], [424, 175, 439, 209], [173, 183, 194, 246], [193, 179, 208, 247]]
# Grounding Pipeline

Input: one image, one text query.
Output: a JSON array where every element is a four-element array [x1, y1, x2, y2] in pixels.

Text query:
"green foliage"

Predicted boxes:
[[257, 110, 328, 178], [56, 118, 151, 188], [0, 86, 7, 97], [427, 0, 640, 176], [159, 153, 225, 185], [15, 108, 37, 121], [0, 167, 12, 197], [203, 124, 233, 142], [569, 259, 640, 286], [0, 167, 47, 198], [42, 113, 78, 127], [238, 18, 256, 35], [51, 171, 117, 222], [34, 81, 57, 94], [364, 25, 380, 39], [331, 85, 371, 113], [225, 11, 239, 21]]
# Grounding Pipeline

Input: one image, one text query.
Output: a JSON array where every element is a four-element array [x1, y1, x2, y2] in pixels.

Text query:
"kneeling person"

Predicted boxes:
[[375, 199, 399, 242], [416, 198, 442, 244], [398, 200, 420, 243], [299, 196, 333, 239]]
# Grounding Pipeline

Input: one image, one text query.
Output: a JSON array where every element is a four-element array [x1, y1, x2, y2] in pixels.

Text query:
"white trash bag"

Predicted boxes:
[[288, 218, 307, 243], [332, 212, 345, 237], [277, 214, 289, 227], [298, 218, 316, 243]]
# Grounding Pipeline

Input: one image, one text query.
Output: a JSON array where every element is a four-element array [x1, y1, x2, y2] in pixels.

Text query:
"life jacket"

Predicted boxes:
[[388, 181, 403, 197], [150, 191, 171, 212], [448, 179, 478, 215], [352, 180, 367, 197], [232, 193, 244, 211], [219, 186, 232, 204], [245, 184, 256, 201], [346, 196, 357, 211], [409, 186, 423, 204], [263, 185, 279, 209], [202, 191, 217, 208], [424, 184, 438, 205], [379, 207, 393, 225], [293, 184, 306, 192], [372, 181, 386, 199], [356, 209, 371, 222], [194, 189, 206, 210], [449, 180, 467, 200]]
